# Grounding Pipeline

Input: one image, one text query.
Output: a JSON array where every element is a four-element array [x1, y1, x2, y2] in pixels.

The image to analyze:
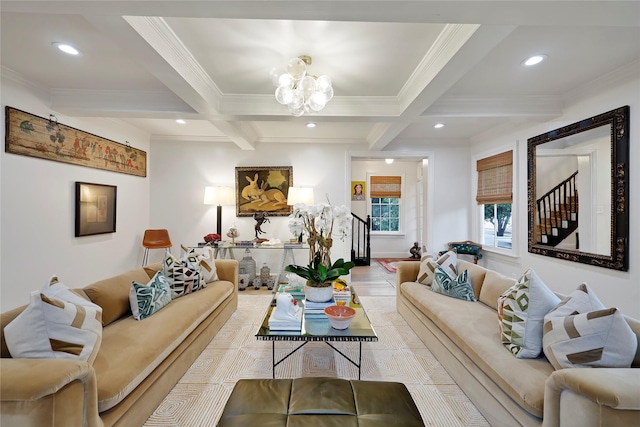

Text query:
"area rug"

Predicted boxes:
[[376, 258, 417, 273], [143, 294, 488, 426]]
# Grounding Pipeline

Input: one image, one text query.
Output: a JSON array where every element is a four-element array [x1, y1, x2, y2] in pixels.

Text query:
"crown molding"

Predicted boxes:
[[563, 59, 640, 106], [1, 66, 51, 102]]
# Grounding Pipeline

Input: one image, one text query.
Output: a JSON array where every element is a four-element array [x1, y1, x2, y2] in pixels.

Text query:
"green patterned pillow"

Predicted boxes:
[[129, 271, 172, 320], [163, 252, 203, 298], [498, 269, 560, 359], [431, 265, 477, 301], [417, 251, 457, 286], [543, 307, 636, 369]]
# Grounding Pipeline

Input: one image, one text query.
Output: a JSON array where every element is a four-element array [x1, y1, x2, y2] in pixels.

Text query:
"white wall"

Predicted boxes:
[[148, 140, 366, 270], [1, 77, 151, 311], [471, 71, 639, 318]]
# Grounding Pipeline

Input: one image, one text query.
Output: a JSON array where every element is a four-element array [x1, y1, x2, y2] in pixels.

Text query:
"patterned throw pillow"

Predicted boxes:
[[129, 271, 172, 320], [431, 265, 477, 301], [543, 283, 637, 369], [497, 269, 561, 359], [543, 307, 636, 369], [417, 251, 457, 286], [4, 276, 103, 364], [180, 245, 218, 283], [163, 252, 203, 299]]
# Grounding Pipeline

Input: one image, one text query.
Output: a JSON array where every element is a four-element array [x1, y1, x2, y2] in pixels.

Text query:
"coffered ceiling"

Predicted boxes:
[[1, 1, 639, 151]]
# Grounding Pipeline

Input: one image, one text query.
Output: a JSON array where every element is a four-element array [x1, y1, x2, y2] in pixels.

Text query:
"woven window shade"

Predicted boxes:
[[476, 150, 513, 205], [370, 176, 402, 198]]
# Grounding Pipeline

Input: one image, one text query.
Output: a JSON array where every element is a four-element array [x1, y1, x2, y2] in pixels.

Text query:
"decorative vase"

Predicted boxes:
[[304, 282, 334, 302], [238, 249, 256, 281]]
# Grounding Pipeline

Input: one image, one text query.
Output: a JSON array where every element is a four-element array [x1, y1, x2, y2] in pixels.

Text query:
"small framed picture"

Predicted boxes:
[[351, 181, 366, 201], [75, 182, 117, 237]]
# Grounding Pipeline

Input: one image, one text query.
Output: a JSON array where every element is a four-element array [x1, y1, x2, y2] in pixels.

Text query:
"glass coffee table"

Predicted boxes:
[[256, 291, 378, 379]]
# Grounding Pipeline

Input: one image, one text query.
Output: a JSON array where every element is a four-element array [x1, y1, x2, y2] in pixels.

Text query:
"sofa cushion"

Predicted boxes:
[[417, 251, 457, 286], [181, 245, 219, 283], [5, 276, 103, 364], [431, 266, 477, 301], [543, 307, 636, 369], [163, 252, 204, 299], [478, 269, 516, 309], [498, 269, 560, 359], [129, 271, 172, 320], [84, 268, 151, 326], [546, 283, 604, 316], [93, 279, 234, 412], [457, 259, 486, 299], [400, 281, 551, 418]]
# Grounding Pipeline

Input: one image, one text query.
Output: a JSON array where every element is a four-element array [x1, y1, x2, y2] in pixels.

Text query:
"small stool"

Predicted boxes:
[[217, 377, 425, 426]]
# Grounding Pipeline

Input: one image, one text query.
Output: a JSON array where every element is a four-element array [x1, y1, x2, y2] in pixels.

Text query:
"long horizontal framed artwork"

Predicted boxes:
[[5, 106, 146, 177]]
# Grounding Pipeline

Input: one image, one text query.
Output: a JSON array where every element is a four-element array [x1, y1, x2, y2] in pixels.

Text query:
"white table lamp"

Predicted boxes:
[[204, 186, 235, 236]]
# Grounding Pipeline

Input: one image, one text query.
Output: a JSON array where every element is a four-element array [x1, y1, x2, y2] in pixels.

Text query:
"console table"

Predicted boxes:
[[199, 243, 308, 284]]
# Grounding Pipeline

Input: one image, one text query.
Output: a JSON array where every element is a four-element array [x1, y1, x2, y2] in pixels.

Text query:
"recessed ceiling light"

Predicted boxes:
[[52, 42, 80, 56], [306, 122, 316, 128], [385, 158, 394, 164], [176, 119, 186, 124], [522, 54, 548, 66], [434, 123, 445, 129]]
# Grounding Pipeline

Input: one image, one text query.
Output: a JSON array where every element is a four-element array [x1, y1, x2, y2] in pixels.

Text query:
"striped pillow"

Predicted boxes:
[[543, 307, 636, 369], [543, 284, 637, 369], [4, 276, 103, 364], [417, 251, 457, 286]]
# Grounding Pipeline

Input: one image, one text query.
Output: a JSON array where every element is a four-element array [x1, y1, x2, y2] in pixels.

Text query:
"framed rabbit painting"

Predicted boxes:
[[235, 166, 293, 217]]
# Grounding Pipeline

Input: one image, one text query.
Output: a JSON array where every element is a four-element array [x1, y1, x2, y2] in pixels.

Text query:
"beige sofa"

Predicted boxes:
[[397, 259, 640, 427], [1, 259, 238, 427]]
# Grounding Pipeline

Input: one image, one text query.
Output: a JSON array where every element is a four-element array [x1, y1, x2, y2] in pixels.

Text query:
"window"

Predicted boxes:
[[371, 197, 400, 231], [476, 150, 513, 250], [370, 175, 401, 233]]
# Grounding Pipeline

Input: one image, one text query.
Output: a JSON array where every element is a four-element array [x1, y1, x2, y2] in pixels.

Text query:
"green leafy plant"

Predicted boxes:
[[285, 251, 355, 287]]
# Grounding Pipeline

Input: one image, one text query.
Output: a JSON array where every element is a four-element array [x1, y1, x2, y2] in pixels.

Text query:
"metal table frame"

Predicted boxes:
[[256, 293, 378, 379]]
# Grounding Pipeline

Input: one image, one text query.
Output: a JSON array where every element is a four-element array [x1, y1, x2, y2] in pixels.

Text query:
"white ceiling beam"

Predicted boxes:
[[368, 24, 517, 151]]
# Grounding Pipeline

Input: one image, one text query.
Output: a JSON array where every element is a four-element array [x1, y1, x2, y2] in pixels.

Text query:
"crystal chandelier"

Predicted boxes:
[[274, 55, 333, 117]]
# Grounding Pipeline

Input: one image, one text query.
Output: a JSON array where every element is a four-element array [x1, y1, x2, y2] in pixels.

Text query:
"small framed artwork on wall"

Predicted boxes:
[[75, 182, 117, 237], [351, 181, 365, 201]]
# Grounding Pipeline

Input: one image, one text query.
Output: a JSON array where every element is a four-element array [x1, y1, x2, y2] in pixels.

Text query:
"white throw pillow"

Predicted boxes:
[[543, 307, 636, 369], [181, 245, 218, 283], [543, 283, 637, 369], [4, 276, 103, 364], [417, 251, 457, 286], [497, 269, 561, 359]]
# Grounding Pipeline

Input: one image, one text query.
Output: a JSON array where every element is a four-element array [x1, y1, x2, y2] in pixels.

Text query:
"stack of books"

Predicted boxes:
[[268, 305, 303, 331], [277, 284, 305, 297], [303, 299, 335, 316]]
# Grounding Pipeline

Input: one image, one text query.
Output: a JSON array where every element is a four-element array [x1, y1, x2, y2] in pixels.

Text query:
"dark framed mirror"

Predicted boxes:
[[527, 106, 629, 271]]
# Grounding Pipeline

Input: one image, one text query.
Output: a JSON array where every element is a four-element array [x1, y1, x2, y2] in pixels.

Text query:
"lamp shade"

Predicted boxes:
[[203, 186, 235, 205], [287, 187, 314, 205]]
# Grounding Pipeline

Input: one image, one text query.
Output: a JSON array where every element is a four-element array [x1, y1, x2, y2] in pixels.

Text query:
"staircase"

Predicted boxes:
[[351, 213, 371, 266], [535, 172, 579, 248]]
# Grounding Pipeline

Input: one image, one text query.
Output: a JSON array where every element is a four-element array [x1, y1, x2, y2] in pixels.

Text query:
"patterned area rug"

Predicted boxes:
[[143, 294, 489, 426]]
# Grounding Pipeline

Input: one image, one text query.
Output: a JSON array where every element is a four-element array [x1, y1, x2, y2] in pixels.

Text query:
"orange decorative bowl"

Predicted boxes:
[[324, 305, 356, 330]]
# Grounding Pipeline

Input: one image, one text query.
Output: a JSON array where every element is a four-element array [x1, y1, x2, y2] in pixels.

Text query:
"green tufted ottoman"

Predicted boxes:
[[217, 377, 425, 427]]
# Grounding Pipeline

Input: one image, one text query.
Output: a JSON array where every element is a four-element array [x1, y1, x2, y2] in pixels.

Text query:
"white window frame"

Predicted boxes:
[[472, 144, 518, 257]]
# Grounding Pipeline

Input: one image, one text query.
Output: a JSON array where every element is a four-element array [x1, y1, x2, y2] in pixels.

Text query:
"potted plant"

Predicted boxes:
[[285, 199, 354, 301]]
